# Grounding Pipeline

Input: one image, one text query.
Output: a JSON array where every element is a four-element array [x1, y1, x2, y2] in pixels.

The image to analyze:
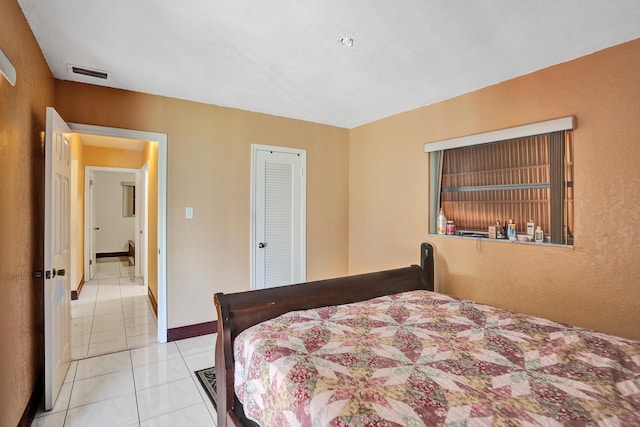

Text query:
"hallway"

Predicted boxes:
[[71, 257, 157, 359]]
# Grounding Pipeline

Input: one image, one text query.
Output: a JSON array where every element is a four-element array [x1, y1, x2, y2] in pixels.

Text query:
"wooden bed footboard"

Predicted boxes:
[[214, 255, 434, 426]]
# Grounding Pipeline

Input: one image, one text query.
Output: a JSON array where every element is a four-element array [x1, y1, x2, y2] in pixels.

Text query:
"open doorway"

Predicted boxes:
[[69, 123, 167, 352]]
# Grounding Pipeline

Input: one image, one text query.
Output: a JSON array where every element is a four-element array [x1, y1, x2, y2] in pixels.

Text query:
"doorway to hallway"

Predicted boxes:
[[70, 122, 168, 343]]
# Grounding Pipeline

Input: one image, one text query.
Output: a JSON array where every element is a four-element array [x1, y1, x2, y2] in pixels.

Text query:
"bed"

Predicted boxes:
[[214, 244, 640, 426]]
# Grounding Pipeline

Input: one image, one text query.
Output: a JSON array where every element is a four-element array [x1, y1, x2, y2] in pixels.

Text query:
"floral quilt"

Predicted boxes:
[[234, 290, 640, 426]]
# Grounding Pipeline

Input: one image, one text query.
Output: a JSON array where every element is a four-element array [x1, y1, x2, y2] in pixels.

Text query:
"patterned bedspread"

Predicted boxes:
[[234, 290, 640, 426]]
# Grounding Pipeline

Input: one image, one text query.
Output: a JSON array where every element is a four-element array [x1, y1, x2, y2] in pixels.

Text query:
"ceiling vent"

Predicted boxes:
[[67, 64, 111, 80]]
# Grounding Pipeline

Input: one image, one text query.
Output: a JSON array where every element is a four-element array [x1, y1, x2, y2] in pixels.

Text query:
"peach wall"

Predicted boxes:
[[83, 144, 144, 168], [71, 134, 85, 290], [54, 82, 350, 329], [0, 0, 54, 424], [141, 141, 159, 302], [349, 39, 640, 340]]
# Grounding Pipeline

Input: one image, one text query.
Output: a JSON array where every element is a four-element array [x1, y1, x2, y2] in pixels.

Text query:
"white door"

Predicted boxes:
[[252, 145, 306, 290], [136, 163, 149, 283], [44, 107, 72, 410], [88, 170, 97, 280]]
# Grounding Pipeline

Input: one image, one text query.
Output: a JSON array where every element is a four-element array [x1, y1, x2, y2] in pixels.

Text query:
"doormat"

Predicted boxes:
[[195, 367, 217, 410]]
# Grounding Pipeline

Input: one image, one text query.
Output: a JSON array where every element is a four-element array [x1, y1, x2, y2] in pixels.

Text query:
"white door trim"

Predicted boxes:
[[70, 123, 168, 343], [250, 144, 307, 290], [138, 162, 150, 285]]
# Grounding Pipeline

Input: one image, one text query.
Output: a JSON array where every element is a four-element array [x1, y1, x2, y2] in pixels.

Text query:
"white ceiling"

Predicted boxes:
[[17, 0, 640, 129]]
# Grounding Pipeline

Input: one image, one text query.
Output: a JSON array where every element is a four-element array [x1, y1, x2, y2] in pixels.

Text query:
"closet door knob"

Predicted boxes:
[[258, 242, 266, 249]]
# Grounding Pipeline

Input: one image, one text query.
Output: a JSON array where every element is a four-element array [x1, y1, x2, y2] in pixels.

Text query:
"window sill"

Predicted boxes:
[[428, 233, 573, 249]]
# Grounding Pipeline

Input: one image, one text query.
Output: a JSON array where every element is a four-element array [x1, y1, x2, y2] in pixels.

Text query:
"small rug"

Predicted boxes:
[[195, 367, 217, 410]]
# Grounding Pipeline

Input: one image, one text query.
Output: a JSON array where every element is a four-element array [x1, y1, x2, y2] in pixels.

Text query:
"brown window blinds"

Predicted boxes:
[[440, 130, 573, 244]]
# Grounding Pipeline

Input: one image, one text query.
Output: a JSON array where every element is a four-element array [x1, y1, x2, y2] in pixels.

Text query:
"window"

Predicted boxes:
[[425, 117, 574, 245]]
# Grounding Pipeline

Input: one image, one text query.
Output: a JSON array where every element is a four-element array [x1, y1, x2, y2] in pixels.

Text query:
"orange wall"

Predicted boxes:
[[141, 141, 159, 302], [54, 82, 350, 329], [349, 38, 640, 340], [83, 144, 144, 168], [71, 134, 85, 290], [0, 0, 54, 425]]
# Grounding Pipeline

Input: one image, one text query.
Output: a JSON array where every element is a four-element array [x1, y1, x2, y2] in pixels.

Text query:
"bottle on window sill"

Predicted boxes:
[[437, 208, 447, 235], [535, 226, 544, 243], [446, 220, 455, 235], [507, 219, 517, 241]]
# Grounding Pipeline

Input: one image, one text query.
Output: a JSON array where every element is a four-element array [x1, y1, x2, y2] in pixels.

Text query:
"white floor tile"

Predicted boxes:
[[70, 309, 94, 320], [127, 333, 158, 349], [126, 323, 157, 337], [94, 303, 123, 315], [88, 338, 128, 356], [136, 377, 203, 421], [75, 351, 132, 380], [30, 411, 66, 427], [130, 342, 181, 368], [90, 328, 128, 344], [34, 382, 72, 418], [125, 314, 156, 326], [69, 370, 135, 408], [71, 346, 88, 360], [183, 351, 215, 374], [64, 361, 77, 384], [194, 378, 218, 421], [140, 402, 215, 427], [64, 393, 138, 427], [71, 316, 93, 327], [93, 311, 126, 323], [175, 334, 216, 357], [71, 334, 91, 348], [51, 382, 72, 414], [70, 325, 92, 338], [91, 320, 126, 334], [133, 357, 191, 390]]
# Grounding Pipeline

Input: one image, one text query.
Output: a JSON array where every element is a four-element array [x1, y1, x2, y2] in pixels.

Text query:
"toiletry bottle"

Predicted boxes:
[[446, 220, 455, 235], [526, 220, 535, 241], [496, 221, 504, 239], [508, 219, 516, 241], [535, 226, 544, 243], [437, 208, 447, 235]]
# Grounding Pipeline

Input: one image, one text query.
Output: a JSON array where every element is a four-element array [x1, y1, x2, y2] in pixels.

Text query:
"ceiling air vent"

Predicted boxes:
[[67, 64, 111, 80]]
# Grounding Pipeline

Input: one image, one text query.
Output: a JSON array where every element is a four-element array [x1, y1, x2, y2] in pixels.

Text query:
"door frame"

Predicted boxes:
[[70, 123, 168, 343], [250, 144, 307, 290], [84, 166, 140, 277], [137, 162, 149, 284]]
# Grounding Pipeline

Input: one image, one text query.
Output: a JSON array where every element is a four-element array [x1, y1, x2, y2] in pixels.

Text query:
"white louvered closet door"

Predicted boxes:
[[253, 147, 306, 290]]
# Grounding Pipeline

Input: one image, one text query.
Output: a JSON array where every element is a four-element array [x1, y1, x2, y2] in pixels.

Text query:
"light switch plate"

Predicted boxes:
[[185, 207, 193, 219]]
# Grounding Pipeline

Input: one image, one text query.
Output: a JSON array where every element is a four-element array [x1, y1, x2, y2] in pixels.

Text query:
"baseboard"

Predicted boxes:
[[147, 288, 158, 317], [167, 321, 218, 342], [70, 274, 85, 300], [17, 371, 43, 427], [96, 251, 128, 258]]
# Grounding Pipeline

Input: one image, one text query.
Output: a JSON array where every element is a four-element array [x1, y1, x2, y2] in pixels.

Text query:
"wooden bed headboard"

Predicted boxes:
[[213, 243, 434, 426]]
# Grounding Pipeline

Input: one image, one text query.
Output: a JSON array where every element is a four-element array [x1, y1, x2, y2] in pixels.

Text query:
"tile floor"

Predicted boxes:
[[70, 257, 157, 359], [31, 257, 217, 426]]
